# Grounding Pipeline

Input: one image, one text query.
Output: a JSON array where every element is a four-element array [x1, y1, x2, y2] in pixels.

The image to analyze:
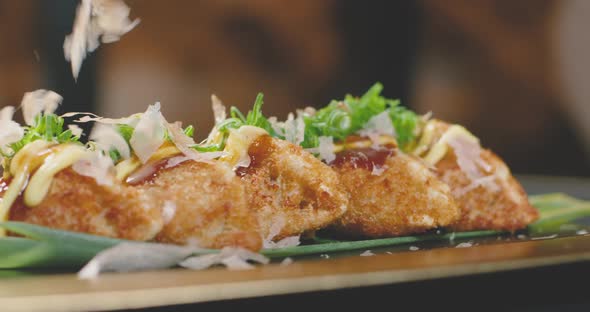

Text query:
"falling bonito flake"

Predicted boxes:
[[64, 0, 140, 80]]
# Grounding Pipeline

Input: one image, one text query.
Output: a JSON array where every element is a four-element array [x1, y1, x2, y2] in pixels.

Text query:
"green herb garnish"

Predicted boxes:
[[197, 93, 275, 151], [301, 82, 420, 150], [7, 114, 79, 157]]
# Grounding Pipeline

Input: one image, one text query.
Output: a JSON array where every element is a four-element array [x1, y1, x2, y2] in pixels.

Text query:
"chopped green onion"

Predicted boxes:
[[301, 82, 420, 150]]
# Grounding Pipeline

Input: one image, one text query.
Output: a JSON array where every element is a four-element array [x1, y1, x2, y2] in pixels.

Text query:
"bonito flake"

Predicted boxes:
[[0, 106, 24, 152], [21, 90, 63, 126], [64, 0, 140, 79]]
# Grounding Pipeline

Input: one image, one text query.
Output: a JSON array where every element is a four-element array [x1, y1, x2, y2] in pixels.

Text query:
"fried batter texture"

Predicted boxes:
[[137, 160, 262, 251], [438, 149, 539, 231], [238, 135, 349, 240], [421, 120, 538, 231], [8, 168, 164, 241], [329, 150, 460, 238]]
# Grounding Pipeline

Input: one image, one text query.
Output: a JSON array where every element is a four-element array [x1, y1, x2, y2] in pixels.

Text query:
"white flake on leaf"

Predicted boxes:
[[21, 90, 63, 125], [78, 242, 203, 279], [179, 247, 269, 271]]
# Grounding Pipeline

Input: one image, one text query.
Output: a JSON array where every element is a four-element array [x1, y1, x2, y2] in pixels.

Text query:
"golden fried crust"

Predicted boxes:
[[421, 119, 539, 231], [138, 161, 262, 251], [238, 136, 349, 239], [8, 169, 164, 241], [329, 152, 460, 238], [437, 149, 539, 231]]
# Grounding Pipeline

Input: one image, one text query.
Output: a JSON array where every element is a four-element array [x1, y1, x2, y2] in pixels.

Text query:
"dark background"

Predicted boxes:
[[1, 0, 588, 176]]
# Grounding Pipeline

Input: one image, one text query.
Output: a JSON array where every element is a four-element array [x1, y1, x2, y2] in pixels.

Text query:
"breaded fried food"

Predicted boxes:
[[237, 135, 349, 240], [328, 148, 460, 238], [136, 160, 263, 251], [438, 148, 538, 231], [8, 168, 164, 241], [415, 119, 538, 231]]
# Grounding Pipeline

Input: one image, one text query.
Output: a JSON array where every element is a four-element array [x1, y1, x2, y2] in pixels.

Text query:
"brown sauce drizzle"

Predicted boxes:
[[331, 135, 397, 171], [331, 147, 395, 171], [125, 155, 187, 186], [235, 135, 274, 177]]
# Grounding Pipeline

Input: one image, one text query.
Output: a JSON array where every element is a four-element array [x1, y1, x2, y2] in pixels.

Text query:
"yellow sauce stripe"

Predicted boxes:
[[220, 126, 267, 168], [418, 123, 480, 166], [24, 144, 87, 207], [115, 145, 181, 182], [0, 141, 54, 236], [334, 135, 398, 153], [412, 121, 438, 157]]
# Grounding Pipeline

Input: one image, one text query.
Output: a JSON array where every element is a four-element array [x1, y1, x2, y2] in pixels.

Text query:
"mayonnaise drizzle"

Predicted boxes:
[[25, 144, 87, 207], [114, 145, 181, 182], [0, 142, 90, 236], [220, 126, 268, 169], [0, 141, 53, 235], [413, 121, 480, 166]]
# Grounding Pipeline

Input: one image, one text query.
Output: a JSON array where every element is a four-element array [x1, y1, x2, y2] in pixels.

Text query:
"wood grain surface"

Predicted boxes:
[[1, 234, 590, 311]]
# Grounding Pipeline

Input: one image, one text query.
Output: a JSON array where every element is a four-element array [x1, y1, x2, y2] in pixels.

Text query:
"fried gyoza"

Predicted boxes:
[[419, 120, 538, 231], [8, 168, 164, 241], [237, 135, 349, 240], [135, 160, 262, 251], [8, 159, 263, 250], [438, 148, 538, 231], [328, 147, 460, 238]]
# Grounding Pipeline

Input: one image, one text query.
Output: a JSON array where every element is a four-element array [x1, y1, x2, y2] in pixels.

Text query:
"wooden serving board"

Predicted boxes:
[[1, 234, 590, 312]]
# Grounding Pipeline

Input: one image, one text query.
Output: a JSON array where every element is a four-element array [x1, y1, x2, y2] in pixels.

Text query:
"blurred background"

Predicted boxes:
[[1, 0, 589, 176]]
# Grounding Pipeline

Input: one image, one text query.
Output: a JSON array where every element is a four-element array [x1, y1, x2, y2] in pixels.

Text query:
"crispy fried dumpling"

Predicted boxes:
[[133, 159, 263, 251], [237, 135, 349, 240], [8, 168, 164, 241], [327, 143, 460, 238], [414, 120, 538, 231]]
